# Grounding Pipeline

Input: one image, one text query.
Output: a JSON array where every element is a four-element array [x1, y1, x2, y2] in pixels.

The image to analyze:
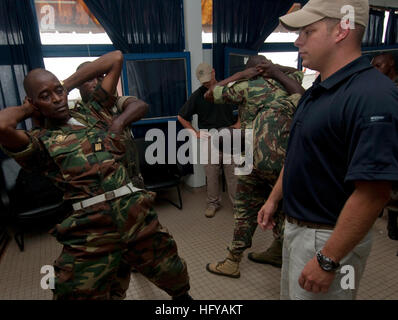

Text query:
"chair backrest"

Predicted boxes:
[[134, 138, 150, 172], [135, 138, 181, 181], [0, 157, 21, 192], [0, 156, 64, 212]]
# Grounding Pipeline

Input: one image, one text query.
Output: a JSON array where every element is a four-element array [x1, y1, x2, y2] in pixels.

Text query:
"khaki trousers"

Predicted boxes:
[[202, 134, 237, 209], [281, 220, 372, 300]]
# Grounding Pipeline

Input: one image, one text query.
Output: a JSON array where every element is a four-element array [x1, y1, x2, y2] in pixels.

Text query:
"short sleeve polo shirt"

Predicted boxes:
[[283, 56, 398, 226], [178, 86, 235, 130]]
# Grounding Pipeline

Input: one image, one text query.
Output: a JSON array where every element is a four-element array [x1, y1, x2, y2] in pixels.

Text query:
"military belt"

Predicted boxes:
[[286, 216, 335, 230], [72, 182, 141, 211]]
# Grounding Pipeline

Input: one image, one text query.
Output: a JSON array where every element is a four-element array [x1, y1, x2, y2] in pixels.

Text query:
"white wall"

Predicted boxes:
[[203, 48, 213, 67], [183, 0, 206, 188]]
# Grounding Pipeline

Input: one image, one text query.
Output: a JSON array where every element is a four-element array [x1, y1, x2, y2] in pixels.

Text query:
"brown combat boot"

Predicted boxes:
[[206, 252, 242, 278], [248, 239, 282, 268], [205, 207, 217, 218]]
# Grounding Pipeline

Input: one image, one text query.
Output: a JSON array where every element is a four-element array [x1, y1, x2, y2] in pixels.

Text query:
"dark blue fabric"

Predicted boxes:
[[385, 10, 398, 45], [212, 0, 295, 78], [283, 56, 398, 225], [362, 9, 385, 47], [0, 0, 44, 114], [124, 58, 188, 118], [0, 0, 44, 129], [83, 0, 184, 53]]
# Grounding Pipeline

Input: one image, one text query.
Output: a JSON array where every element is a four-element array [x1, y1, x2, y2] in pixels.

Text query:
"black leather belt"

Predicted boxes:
[[286, 216, 335, 230]]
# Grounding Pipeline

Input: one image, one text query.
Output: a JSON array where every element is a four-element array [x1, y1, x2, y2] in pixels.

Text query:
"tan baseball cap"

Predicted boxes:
[[196, 62, 213, 84], [280, 0, 369, 30]]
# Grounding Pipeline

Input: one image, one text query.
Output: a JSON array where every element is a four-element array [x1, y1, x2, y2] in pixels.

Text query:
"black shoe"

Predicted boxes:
[[172, 293, 193, 301], [388, 228, 398, 240]]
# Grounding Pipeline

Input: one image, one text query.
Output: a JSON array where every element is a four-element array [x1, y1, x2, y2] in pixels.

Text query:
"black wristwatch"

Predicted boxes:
[[316, 250, 340, 272]]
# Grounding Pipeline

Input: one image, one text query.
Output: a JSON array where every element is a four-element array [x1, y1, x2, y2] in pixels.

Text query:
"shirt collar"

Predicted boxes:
[[315, 56, 373, 91]]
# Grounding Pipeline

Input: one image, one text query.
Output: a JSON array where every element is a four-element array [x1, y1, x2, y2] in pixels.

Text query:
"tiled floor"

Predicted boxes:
[[0, 186, 397, 300]]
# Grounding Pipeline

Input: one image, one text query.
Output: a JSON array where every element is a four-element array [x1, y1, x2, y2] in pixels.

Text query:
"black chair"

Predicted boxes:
[[0, 223, 10, 257], [0, 156, 70, 251], [135, 138, 183, 210]]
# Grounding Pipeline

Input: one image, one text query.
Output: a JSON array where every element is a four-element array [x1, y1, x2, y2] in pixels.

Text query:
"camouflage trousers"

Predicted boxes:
[[51, 191, 190, 300], [228, 169, 285, 256]]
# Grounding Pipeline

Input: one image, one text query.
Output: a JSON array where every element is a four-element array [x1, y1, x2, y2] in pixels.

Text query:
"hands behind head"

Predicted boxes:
[[241, 59, 280, 80], [256, 59, 280, 79], [240, 67, 261, 79], [23, 97, 43, 126]]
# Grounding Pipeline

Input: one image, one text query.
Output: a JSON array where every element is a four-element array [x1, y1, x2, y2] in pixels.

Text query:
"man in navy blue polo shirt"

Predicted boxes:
[[257, 0, 398, 300]]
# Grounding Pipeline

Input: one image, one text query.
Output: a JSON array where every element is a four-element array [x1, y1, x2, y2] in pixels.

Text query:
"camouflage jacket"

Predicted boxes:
[[213, 71, 304, 178], [4, 86, 142, 202], [213, 71, 304, 130], [73, 92, 144, 188], [1, 87, 158, 249]]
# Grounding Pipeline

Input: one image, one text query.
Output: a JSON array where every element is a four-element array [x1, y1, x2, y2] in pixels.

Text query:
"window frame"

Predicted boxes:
[[224, 43, 301, 79], [122, 52, 192, 125], [34, 0, 192, 126]]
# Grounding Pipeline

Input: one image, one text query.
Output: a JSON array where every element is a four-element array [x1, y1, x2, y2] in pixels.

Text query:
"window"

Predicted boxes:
[[202, 0, 213, 43], [34, 0, 111, 45], [260, 52, 298, 69], [34, 1, 115, 103], [122, 53, 191, 122], [44, 56, 96, 101], [226, 50, 256, 77], [43, 57, 122, 103], [265, 23, 298, 44]]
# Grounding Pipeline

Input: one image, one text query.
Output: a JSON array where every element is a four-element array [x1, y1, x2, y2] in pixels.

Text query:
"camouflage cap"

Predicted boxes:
[[280, 0, 369, 30], [196, 62, 213, 84]]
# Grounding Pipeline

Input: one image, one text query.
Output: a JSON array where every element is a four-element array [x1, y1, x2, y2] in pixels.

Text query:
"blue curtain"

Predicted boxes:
[[0, 0, 44, 129], [124, 58, 188, 118], [362, 9, 385, 47], [385, 10, 398, 45], [212, 0, 295, 79], [83, 0, 184, 53]]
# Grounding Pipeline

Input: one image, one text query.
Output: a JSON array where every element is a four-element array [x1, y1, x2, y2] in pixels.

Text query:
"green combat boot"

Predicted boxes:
[[248, 239, 282, 268], [206, 252, 242, 278]]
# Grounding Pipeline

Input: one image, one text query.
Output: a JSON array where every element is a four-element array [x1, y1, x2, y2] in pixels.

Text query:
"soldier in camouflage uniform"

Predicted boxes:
[[205, 56, 304, 278], [371, 53, 398, 240], [73, 62, 149, 299], [0, 51, 191, 300]]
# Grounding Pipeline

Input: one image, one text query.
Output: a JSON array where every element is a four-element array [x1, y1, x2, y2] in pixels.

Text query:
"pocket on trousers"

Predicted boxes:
[[314, 229, 333, 252], [352, 231, 373, 260]]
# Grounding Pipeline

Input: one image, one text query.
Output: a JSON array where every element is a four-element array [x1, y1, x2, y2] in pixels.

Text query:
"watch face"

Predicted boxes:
[[322, 262, 333, 272], [316, 251, 336, 272]]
